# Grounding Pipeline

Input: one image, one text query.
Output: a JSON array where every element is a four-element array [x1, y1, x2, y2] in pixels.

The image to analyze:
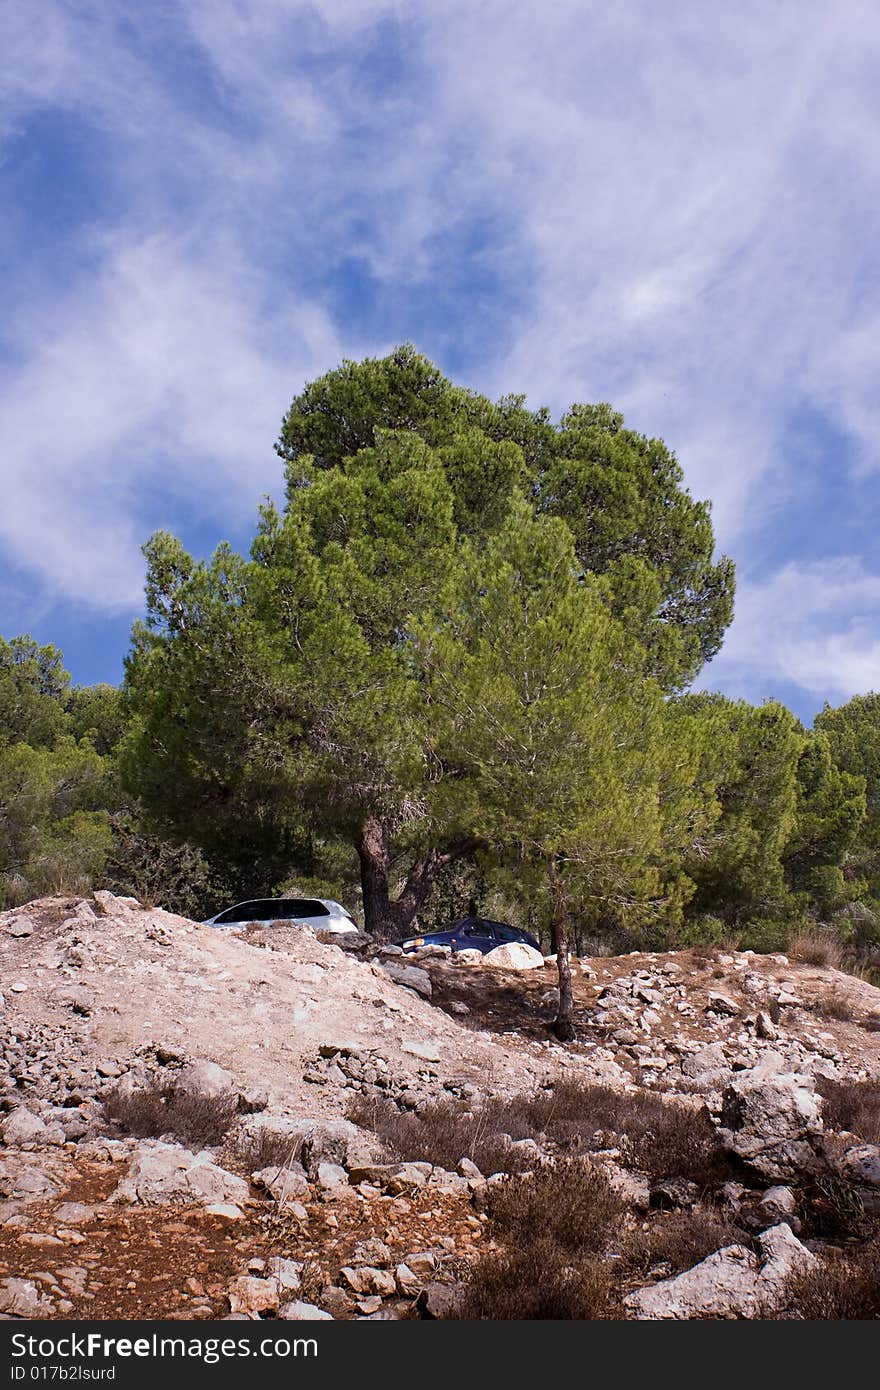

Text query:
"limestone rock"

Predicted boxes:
[[625, 1223, 814, 1319], [227, 1276, 280, 1317], [111, 1141, 250, 1207], [176, 1060, 237, 1103], [483, 942, 545, 971], [1, 1108, 47, 1148], [0, 1277, 54, 1317], [718, 1060, 824, 1179], [838, 1143, 880, 1187], [279, 1301, 333, 1320], [381, 961, 432, 998]]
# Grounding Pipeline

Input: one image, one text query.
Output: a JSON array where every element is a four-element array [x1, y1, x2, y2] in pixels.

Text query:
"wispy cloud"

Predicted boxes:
[[696, 559, 880, 705], [1, 1, 878, 714]]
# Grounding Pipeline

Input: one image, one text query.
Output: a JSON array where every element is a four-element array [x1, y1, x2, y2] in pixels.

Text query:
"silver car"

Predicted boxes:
[[203, 896, 359, 934]]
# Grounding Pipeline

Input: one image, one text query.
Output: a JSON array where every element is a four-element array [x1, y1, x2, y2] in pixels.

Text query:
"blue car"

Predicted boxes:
[[401, 916, 542, 956]]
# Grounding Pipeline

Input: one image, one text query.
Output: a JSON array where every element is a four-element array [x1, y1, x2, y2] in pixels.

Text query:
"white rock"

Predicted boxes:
[[279, 1301, 333, 1320], [111, 1141, 250, 1207], [839, 1143, 880, 1187], [381, 961, 432, 998], [625, 1223, 814, 1319], [1, 1108, 48, 1147], [718, 1065, 823, 1179], [483, 942, 545, 971]]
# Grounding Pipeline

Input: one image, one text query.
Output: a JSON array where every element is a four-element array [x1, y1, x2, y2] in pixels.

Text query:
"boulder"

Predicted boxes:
[[340, 1266, 397, 1297], [625, 1223, 814, 1319], [718, 1058, 824, 1179], [175, 1060, 237, 1103], [4, 915, 34, 938], [111, 1141, 250, 1207], [451, 949, 484, 966], [837, 1143, 880, 1188], [483, 942, 545, 971], [251, 1164, 310, 1202], [1, 1108, 48, 1148], [227, 1276, 280, 1317], [380, 961, 432, 998], [235, 1113, 375, 1176]]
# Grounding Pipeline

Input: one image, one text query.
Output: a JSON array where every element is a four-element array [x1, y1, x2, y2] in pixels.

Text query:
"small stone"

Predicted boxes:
[[395, 1263, 421, 1296], [707, 992, 740, 1016], [204, 1203, 244, 1221], [5, 917, 34, 938], [279, 1301, 333, 1320], [227, 1276, 280, 1317], [1, 1108, 47, 1147], [402, 1041, 441, 1063]]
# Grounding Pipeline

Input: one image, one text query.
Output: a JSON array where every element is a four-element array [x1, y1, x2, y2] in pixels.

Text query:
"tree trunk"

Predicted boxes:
[[549, 862, 575, 1041], [355, 816, 479, 942], [355, 816, 397, 941]]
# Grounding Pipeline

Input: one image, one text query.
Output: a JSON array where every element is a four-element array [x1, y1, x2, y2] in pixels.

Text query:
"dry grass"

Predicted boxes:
[[775, 1243, 880, 1319], [810, 985, 852, 1022], [624, 1207, 749, 1278], [103, 1078, 237, 1148], [484, 1159, 625, 1254], [347, 1095, 536, 1176], [790, 930, 847, 970], [225, 1128, 306, 1172], [816, 1077, 880, 1144], [350, 1082, 734, 1190], [459, 1240, 618, 1320]]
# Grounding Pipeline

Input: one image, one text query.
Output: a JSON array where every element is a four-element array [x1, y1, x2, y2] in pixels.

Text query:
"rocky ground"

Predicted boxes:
[[1, 892, 879, 1320]]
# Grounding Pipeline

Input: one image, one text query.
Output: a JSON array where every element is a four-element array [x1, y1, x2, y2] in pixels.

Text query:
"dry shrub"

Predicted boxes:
[[485, 1159, 625, 1254], [350, 1082, 732, 1189], [226, 1128, 305, 1172], [104, 1078, 237, 1147], [860, 1014, 880, 1033], [347, 1095, 534, 1175], [496, 1081, 730, 1186], [816, 1077, 880, 1143], [811, 985, 852, 1022], [797, 1171, 878, 1242], [624, 1207, 750, 1278], [790, 930, 846, 970], [459, 1240, 617, 1320], [776, 1244, 880, 1320]]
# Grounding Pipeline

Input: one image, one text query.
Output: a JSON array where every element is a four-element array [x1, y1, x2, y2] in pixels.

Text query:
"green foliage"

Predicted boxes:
[[0, 735, 112, 907], [414, 497, 712, 1020], [783, 730, 866, 913], [103, 813, 221, 920], [816, 693, 880, 906], [126, 347, 734, 938], [0, 634, 69, 748], [278, 346, 734, 691], [0, 635, 118, 907], [672, 694, 805, 924]]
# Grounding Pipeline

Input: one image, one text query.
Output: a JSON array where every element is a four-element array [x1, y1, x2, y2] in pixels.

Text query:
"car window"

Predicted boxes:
[[213, 899, 329, 924]]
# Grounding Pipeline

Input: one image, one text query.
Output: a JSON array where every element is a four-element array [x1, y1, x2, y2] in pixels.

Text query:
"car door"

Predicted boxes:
[[459, 921, 498, 952]]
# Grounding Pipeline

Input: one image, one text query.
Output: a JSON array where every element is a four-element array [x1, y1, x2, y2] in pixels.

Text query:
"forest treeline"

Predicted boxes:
[[3, 349, 878, 1000]]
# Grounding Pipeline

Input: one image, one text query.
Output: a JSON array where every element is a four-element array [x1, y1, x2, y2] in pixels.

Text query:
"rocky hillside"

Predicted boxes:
[[1, 892, 879, 1320]]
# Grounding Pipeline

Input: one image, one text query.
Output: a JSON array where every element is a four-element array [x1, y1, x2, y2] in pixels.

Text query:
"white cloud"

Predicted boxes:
[[0, 230, 341, 608], [695, 559, 880, 706], [1, 0, 879, 718]]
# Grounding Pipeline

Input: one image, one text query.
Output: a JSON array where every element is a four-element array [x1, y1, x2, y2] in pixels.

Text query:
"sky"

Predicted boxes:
[[1, 1, 879, 723]]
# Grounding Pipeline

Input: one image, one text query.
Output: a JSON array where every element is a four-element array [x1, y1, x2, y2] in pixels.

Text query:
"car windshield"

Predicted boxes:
[[494, 925, 521, 943], [214, 899, 329, 924]]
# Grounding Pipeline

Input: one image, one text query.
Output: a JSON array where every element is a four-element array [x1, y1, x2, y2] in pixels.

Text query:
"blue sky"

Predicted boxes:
[[1, 1, 879, 722]]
